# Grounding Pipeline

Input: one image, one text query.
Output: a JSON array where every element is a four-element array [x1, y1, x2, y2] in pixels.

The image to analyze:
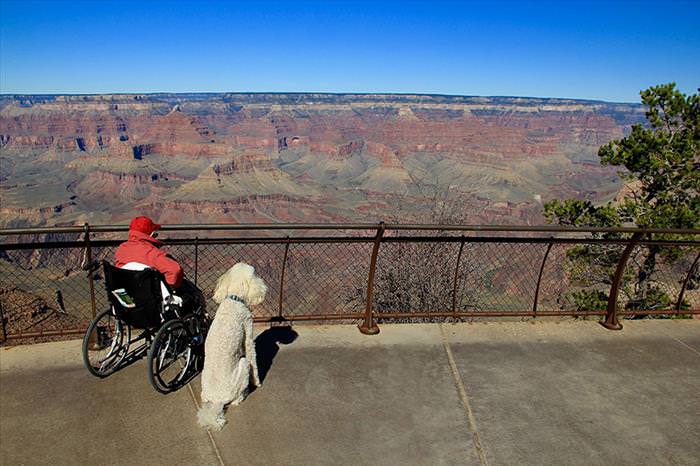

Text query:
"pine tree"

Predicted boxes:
[[544, 84, 699, 312]]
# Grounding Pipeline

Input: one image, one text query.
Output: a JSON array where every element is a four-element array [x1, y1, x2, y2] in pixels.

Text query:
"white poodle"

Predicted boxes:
[[197, 263, 268, 430]]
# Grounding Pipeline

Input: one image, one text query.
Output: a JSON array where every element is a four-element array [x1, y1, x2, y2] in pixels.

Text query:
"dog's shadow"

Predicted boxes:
[[253, 326, 298, 389]]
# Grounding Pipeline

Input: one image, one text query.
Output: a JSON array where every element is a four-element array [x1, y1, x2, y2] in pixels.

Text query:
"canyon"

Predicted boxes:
[[0, 93, 644, 228]]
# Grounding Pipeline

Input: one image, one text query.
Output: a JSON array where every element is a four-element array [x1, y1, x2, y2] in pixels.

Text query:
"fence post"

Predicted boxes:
[[601, 232, 642, 331], [451, 236, 466, 320], [194, 236, 199, 286], [277, 236, 291, 322], [532, 240, 554, 317], [359, 222, 384, 335], [84, 222, 97, 320], [0, 298, 7, 344], [676, 249, 700, 311]]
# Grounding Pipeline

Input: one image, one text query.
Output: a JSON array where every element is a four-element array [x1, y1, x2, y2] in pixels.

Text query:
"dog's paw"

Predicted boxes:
[[210, 417, 226, 432], [197, 402, 226, 431], [199, 417, 226, 431]]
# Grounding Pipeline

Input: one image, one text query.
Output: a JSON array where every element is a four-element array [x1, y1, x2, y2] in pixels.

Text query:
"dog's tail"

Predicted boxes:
[[197, 401, 226, 431]]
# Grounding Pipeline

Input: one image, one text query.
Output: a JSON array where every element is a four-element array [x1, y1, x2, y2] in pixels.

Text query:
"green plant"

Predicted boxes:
[[545, 84, 699, 312]]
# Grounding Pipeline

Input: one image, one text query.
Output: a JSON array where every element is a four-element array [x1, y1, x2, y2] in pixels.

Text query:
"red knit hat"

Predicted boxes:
[[129, 216, 161, 235]]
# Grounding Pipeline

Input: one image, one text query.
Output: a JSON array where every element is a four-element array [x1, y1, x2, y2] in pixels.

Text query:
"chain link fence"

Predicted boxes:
[[1, 224, 698, 344]]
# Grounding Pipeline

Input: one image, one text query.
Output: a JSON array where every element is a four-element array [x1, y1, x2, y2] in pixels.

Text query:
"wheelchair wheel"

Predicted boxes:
[[148, 319, 193, 394], [82, 308, 129, 377]]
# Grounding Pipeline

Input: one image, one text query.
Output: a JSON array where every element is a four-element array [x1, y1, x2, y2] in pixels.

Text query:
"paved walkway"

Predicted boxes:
[[1, 320, 699, 466]]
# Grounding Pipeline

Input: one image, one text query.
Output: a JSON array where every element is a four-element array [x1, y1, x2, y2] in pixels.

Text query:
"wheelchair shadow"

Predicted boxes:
[[117, 343, 150, 371], [253, 326, 299, 388], [110, 331, 204, 394], [107, 325, 295, 395], [104, 329, 153, 374]]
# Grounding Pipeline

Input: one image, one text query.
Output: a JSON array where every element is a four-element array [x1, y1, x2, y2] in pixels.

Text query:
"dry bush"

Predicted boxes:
[[344, 184, 480, 322]]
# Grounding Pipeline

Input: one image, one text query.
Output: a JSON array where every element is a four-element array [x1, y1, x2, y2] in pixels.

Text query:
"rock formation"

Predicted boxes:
[[0, 93, 644, 227]]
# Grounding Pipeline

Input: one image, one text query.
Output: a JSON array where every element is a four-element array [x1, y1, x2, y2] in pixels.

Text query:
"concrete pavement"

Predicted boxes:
[[1, 320, 699, 466]]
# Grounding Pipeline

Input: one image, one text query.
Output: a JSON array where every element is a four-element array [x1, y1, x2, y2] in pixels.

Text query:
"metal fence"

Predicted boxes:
[[1, 223, 698, 343]]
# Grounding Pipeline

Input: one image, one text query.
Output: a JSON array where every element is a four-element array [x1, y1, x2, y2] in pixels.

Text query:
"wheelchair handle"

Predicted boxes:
[[83, 260, 101, 273]]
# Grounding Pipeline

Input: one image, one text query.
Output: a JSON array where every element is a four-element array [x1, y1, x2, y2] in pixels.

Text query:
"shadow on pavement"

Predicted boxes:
[[254, 326, 299, 385]]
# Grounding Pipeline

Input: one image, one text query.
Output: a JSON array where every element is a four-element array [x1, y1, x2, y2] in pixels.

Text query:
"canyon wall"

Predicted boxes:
[[0, 93, 644, 228]]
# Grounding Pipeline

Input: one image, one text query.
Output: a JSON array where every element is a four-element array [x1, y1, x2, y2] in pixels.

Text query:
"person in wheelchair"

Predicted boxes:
[[115, 215, 201, 316], [83, 215, 209, 393]]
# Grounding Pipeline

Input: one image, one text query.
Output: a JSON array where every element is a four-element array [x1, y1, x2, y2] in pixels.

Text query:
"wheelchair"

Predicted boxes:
[[82, 261, 209, 394]]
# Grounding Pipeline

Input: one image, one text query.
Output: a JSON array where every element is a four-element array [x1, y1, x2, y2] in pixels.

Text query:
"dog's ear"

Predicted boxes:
[[237, 279, 250, 300], [212, 271, 229, 304], [246, 275, 268, 306]]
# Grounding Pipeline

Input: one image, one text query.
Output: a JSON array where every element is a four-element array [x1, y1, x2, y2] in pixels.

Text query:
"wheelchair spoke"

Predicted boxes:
[[157, 337, 172, 368], [104, 326, 122, 357], [148, 320, 194, 393], [82, 309, 130, 378]]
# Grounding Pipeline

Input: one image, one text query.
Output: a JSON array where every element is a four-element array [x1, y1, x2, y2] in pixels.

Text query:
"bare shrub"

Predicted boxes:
[[344, 184, 480, 322]]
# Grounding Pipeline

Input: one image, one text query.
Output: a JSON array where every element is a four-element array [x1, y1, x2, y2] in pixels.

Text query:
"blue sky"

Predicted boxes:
[[0, 0, 698, 102]]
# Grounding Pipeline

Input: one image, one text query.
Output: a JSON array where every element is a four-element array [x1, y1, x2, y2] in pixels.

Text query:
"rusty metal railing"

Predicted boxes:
[[1, 223, 698, 343]]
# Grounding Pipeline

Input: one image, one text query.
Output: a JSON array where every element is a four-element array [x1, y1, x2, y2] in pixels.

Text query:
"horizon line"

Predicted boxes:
[[0, 91, 641, 105]]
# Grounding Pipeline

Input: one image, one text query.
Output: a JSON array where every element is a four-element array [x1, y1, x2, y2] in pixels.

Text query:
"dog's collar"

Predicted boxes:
[[227, 294, 246, 305]]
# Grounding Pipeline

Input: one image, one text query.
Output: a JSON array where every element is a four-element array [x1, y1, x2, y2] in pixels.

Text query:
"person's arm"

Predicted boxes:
[[149, 248, 184, 288]]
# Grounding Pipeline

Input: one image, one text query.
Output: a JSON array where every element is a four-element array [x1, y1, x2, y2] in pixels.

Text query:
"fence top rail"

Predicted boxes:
[[2, 236, 698, 251], [1, 222, 699, 236]]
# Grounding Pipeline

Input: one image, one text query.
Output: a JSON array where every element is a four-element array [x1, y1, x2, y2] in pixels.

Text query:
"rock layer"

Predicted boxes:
[[0, 93, 644, 227]]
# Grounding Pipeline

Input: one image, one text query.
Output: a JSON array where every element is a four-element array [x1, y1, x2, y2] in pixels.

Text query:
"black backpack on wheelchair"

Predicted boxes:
[[103, 262, 170, 329], [82, 261, 209, 394]]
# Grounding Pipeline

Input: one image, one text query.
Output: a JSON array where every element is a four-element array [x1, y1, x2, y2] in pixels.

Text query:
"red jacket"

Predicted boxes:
[[115, 230, 184, 288]]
